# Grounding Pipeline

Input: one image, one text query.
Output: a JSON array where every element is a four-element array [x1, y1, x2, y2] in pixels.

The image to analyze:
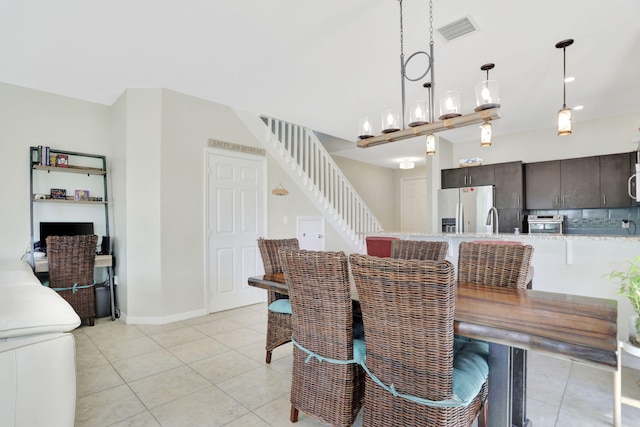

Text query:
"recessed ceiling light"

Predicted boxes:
[[574, 105, 584, 111], [399, 159, 415, 169], [564, 76, 575, 83]]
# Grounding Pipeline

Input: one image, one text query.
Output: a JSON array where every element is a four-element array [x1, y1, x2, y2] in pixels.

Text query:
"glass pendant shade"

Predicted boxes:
[[381, 109, 400, 133], [475, 80, 501, 111], [426, 134, 436, 155], [408, 100, 429, 127], [439, 91, 462, 120], [480, 121, 492, 147], [358, 116, 375, 140], [558, 107, 572, 136]]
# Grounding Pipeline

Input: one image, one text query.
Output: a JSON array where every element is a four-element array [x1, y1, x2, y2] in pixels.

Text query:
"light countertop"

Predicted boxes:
[[372, 232, 640, 241]]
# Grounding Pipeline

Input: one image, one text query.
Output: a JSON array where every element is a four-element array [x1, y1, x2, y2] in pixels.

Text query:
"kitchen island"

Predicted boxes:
[[370, 232, 640, 368]]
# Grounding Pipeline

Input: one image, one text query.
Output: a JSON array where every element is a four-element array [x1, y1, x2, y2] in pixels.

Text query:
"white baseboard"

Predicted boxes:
[[118, 308, 207, 325]]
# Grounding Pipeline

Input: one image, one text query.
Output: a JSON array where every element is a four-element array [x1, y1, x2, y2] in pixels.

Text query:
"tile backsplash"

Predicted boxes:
[[529, 207, 640, 236]]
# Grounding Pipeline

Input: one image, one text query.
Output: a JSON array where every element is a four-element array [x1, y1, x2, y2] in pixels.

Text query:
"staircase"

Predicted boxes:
[[234, 109, 383, 253]]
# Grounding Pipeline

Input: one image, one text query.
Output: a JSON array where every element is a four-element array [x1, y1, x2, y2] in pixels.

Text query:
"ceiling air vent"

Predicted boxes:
[[437, 16, 477, 42]]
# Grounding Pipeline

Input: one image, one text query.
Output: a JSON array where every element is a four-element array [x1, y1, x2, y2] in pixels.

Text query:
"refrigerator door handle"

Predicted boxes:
[[457, 203, 464, 233]]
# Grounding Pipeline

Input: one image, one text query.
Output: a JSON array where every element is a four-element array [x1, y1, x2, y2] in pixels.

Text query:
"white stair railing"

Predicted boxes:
[[263, 116, 383, 252]]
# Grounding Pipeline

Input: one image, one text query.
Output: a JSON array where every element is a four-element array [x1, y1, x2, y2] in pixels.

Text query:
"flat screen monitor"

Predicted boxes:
[[39, 222, 94, 253]]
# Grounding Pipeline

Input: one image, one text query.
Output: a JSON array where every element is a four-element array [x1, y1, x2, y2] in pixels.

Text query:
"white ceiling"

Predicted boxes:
[[2, 0, 639, 168]]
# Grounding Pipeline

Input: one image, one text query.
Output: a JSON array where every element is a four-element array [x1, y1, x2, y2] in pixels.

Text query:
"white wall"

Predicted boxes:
[[0, 82, 111, 259], [333, 157, 396, 231], [120, 89, 164, 320], [110, 91, 128, 313]]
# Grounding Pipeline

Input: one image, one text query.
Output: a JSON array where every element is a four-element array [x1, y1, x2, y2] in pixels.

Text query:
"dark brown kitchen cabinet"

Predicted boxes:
[[600, 153, 633, 207], [494, 161, 523, 209], [525, 161, 560, 209], [498, 208, 524, 233], [525, 154, 632, 209], [441, 164, 495, 188], [560, 157, 600, 208]]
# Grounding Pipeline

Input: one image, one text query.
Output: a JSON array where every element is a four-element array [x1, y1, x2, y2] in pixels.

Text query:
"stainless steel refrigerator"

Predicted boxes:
[[437, 185, 494, 233]]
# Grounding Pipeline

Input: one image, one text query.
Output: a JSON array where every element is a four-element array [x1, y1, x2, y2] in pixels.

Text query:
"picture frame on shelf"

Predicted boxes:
[[50, 188, 66, 199], [74, 190, 90, 201], [57, 154, 68, 167]]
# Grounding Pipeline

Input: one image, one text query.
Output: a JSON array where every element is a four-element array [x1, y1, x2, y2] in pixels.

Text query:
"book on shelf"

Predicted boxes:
[[35, 146, 54, 166]]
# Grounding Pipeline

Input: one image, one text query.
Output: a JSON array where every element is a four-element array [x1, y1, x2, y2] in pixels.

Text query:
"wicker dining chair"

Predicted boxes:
[[257, 237, 298, 363], [457, 241, 534, 289], [390, 239, 449, 261], [46, 235, 99, 326], [279, 248, 365, 426], [349, 254, 488, 427]]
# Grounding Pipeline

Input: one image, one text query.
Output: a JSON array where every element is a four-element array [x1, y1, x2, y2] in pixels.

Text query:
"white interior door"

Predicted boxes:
[[401, 177, 428, 233], [297, 216, 325, 250], [206, 149, 266, 313]]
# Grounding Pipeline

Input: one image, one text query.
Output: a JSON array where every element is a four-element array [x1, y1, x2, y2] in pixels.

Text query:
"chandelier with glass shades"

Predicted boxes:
[[356, 0, 501, 154]]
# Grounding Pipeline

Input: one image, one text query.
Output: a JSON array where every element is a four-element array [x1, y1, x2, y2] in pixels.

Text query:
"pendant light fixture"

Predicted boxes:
[[358, 116, 374, 139], [556, 39, 574, 136], [426, 134, 436, 156], [381, 109, 401, 133], [424, 82, 436, 155], [439, 90, 462, 120], [475, 63, 500, 111], [408, 99, 429, 127], [476, 63, 498, 147], [356, 0, 501, 148], [480, 121, 492, 147]]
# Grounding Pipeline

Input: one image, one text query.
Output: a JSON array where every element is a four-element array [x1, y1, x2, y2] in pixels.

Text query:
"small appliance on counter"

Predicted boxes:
[[527, 215, 564, 234], [628, 160, 640, 202]]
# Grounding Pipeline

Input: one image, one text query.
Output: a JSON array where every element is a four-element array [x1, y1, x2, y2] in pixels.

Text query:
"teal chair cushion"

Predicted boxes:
[[268, 299, 292, 314], [452, 339, 489, 404], [353, 338, 366, 365]]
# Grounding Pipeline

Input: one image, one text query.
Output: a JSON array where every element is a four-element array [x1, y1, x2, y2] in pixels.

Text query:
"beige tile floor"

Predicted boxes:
[[74, 302, 640, 427]]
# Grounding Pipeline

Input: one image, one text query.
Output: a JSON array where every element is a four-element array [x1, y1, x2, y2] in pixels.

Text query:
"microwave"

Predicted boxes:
[[527, 215, 564, 234]]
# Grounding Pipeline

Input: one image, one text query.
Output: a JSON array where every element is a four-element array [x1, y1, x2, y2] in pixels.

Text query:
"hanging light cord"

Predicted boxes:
[[399, 0, 404, 60], [398, 0, 435, 128], [428, 0, 434, 47], [562, 45, 567, 108]]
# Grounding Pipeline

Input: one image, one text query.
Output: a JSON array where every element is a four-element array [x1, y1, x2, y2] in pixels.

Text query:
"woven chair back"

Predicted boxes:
[[349, 254, 456, 401], [46, 235, 98, 287], [257, 238, 299, 274], [280, 248, 364, 425], [279, 248, 354, 359], [457, 241, 534, 289], [391, 239, 449, 261]]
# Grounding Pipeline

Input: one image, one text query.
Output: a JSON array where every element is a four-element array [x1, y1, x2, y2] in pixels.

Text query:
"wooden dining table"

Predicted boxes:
[[248, 273, 621, 427]]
